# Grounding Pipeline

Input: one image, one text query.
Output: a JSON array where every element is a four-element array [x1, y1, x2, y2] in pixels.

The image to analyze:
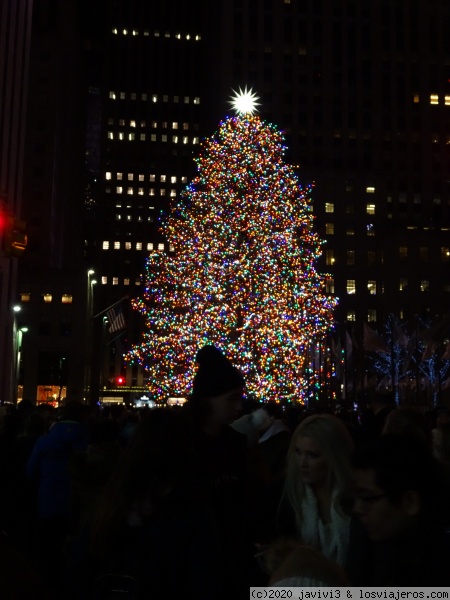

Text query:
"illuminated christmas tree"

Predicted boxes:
[[126, 89, 337, 402]]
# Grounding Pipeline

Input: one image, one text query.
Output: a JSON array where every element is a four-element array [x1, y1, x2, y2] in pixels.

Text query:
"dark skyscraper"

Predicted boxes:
[[6, 0, 450, 404]]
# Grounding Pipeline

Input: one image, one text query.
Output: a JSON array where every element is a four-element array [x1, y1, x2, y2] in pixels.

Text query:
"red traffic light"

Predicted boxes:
[[116, 376, 125, 385]]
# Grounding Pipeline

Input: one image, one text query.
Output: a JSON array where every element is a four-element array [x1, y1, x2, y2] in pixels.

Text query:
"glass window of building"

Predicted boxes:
[[346, 226, 355, 235], [20, 292, 30, 302], [102, 241, 109, 249], [366, 204, 375, 214], [114, 242, 120, 249], [366, 186, 375, 193], [113, 277, 118, 285], [62, 294, 73, 304], [399, 277, 408, 291], [140, 134, 146, 140], [367, 309, 377, 322], [158, 243, 164, 250], [105, 172, 112, 180], [43, 294, 52, 303], [367, 281, 376, 295], [326, 250, 335, 265], [325, 278, 334, 293], [102, 276, 107, 284], [441, 247, 450, 262], [346, 280, 356, 294], [367, 251, 376, 265], [346, 250, 355, 265], [347, 310, 356, 321], [135, 278, 141, 285], [399, 246, 408, 261], [147, 243, 154, 250], [419, 247, 429, 263], [325, 202, 334, 213], [420, 280, 430, 292]]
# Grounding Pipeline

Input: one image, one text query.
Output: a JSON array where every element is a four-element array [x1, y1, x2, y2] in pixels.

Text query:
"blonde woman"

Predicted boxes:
[[277, 414, 354, 567]]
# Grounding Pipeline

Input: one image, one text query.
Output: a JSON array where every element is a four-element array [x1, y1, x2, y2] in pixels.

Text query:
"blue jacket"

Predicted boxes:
[[27, 420, 88, 518]]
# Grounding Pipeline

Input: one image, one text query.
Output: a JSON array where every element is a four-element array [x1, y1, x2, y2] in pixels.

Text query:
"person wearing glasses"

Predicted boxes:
[[347, 434, 450, 586]]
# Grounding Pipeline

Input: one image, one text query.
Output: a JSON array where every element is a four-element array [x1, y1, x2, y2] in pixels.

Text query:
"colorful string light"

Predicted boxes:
[[125, 113, 338, 402]]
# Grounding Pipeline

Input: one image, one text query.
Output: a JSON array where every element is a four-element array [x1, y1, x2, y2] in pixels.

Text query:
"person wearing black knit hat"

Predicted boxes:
[[189, 345, 244, 434], [186, 344, 259, 594]]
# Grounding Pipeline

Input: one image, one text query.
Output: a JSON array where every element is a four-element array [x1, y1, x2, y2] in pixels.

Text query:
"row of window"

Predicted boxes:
[[325, 198, 446, 213], [105, 173, 187, 184], [107, 119, 198, 131], [102, 241, 174, 251], [101, 277, 141, 286], [111, 29, 201, 41], [325, 247, 450, 264], [108, 91, 200, 104], [20, 293, 73, 304], [107, 132, 200, 143], [108, 187, 176, 197], [325, 279, 447, 295]]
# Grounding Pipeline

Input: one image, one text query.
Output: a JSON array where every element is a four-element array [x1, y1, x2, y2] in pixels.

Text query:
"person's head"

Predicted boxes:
[[352, 434, 444, 542], [189, 344, 244, 430], [282, 414, 354, 519], [382, 407, 432, 449]]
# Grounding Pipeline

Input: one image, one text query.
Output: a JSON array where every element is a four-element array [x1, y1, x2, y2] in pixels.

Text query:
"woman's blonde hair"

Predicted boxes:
[[281, 413, 354, 527]]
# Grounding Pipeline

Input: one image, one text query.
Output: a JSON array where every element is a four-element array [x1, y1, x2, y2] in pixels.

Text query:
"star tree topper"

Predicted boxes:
[[228, 86, 261, 115]]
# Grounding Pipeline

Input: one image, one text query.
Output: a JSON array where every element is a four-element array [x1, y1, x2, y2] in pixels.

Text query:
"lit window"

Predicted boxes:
[[124, 278, 130, 285], [366, 186, 375, 193], [119, 119, 125, 126], [172, 136, 178, 143], [346, 227, 355, 236], [126, 215, 132, 221], [183, 123, 189, 130], [325, 250, 335, 265], [367, 309, 377, 322], [154, 31, 160, 37], [102, 241, 109, 250], [127, 188, 133, 195], [413, 94, 419, 103], [149, 188, 155, 196], [118, 132, 124, 140], [123, 29, 128, 35], [399, 277, 408, 291], [151, 134, 157, 141], [132, 29, 138, 36], [193, 137, 199, 144], [137, 174, 144, 182], [194, 97, 200, 104], [43, 294, 52, 303], [114, 242, 120, 250], [346, 280, 356, 294], [366, 204, 375, 214], [158, 243, 164, 250], [175, 33, 181, 39], [181, 177, 187, 183], [108, 132, 114, 140], [162, 135, 167, 142], [174, 96, 179, 103], [183, 136, 189, 144], [430, 94, 439, 105], [346, 251, 355, 265], [116, 187, 123, 194], [147, 243, 154, 250], [325, 223, 334, 235], [131, 93, 136, 100], [170, 176, 177, 183], [152, 95, 157, 103], [160, 189, 166, 196], [420, 280, 430, 292], [127, 174, 133, 181], [367, 281, 376, 295], [102, 276, 107, 284], [325, 278, 335, 294], [109, 91, 116, 99], [140, 121, 146, 128], [125, 242, 131, 250], [399, 246, 408, 261], [184, 96, 189, 104], [129, 133, 135, 141], [135, 278, 141, 285], [163, 95, 168, 102], [172, 122, 178, 130], [113, 277, 118, 285], [136, 242, 142, 250], [195, 35, 201, 41], [120, 92, 125, 99], [169, 244, 175, 252], [130, 120, 136, 128], [367, 224, 375, 236], [62, 294, 73, 304], [347, 310, 356, 322], [115, 214, 121, 221], [446, 96, 450, 106], [112, 28, 118, 34], [441, 247, 450, 262], [20, 293, 30, 302], [117, 173, 123, 180], [170, 189, 176, 197], [138, 188, 144, 195], [186, 34, 190, 40], [140, 133, 146, 140], [325, 202, 334, 213], [105, 172, 112, 180]]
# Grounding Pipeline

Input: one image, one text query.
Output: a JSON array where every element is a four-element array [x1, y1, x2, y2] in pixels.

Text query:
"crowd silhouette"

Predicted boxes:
[[1, 344, 450, 598]]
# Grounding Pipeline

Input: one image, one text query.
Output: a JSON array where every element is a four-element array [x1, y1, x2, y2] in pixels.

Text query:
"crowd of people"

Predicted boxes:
[[1, 344, 450, 598]]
